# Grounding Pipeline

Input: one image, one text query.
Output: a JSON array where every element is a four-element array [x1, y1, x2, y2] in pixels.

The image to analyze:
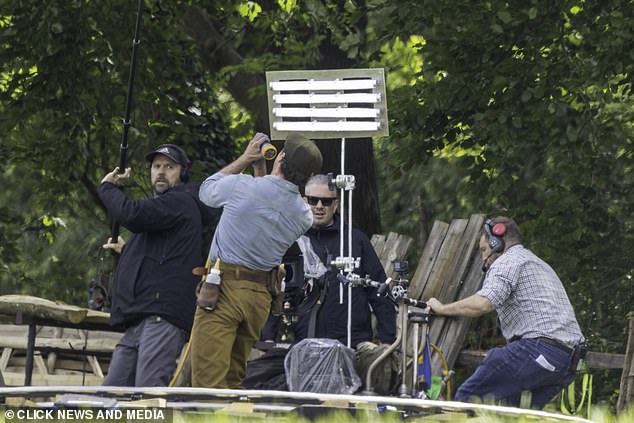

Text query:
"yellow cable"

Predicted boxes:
[[559, 362, 592, 417], [431, 343, 452, 400], [170, 258, 217, 386], [169, 340, 191, 387]]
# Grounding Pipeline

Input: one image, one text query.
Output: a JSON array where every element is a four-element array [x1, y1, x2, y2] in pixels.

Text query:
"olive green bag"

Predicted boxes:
[[354, 341, 400, 395]]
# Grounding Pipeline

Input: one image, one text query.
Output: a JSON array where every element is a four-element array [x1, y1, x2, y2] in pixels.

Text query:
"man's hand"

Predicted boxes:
[[219, 132, 271, 175], [101, 167, 131, 186], [242, 132, 269, 165], [427, 297, 444, 315], [102, 236, 126, 254]]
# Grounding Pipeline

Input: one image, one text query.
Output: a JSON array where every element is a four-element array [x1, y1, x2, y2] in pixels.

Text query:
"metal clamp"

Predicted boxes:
[[328, 173, 356, 191], [331, 256, 360, 273]]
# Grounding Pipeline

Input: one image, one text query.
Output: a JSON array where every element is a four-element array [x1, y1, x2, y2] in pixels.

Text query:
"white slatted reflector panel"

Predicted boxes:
[[266, 68, 389, 140]]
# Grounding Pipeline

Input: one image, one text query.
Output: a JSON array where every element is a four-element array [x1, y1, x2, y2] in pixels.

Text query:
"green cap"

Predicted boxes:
[[283, 133, 323, 183]]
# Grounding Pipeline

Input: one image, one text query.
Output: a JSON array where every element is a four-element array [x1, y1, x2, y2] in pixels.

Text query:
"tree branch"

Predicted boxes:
[[180, 5, 269, 131]]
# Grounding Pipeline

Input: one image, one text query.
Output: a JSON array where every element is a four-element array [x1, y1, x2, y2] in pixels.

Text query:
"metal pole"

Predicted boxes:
[[399, 303, 409, 397], [24, 323, 36, 386], [110, 0, 143, 241], [347, 184, 353, 349], [338, 137, 354, 349], [411, 317, 419, 397]]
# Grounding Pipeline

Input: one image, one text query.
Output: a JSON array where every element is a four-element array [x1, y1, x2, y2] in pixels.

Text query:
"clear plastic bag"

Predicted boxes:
[[296, 236, 327, 279], [284, 338, 361, 394]]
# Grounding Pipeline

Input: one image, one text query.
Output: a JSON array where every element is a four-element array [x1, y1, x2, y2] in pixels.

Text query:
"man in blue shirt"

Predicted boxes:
[[191, 132, 322, 388]]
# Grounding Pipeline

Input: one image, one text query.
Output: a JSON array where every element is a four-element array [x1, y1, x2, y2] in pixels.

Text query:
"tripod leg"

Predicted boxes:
[[398, 304, 409, 398], [418, 322, 431, 399], [411, 320, 419, 398]]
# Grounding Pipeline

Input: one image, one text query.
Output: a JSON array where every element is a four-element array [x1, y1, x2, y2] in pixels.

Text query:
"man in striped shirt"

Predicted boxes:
[[427, 216, 585, 409]]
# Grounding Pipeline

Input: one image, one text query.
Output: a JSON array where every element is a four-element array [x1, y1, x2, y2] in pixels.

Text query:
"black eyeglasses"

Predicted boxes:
[[306, 196, 337, 206]]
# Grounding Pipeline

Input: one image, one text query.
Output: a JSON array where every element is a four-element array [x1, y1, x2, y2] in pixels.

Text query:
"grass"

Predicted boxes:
[[167, 404, 634, 423]]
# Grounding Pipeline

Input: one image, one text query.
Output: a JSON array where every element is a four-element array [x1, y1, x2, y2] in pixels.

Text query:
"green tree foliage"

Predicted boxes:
[[0, 0, 234, 300], [375, 0, 633, 405], [179, 0, 383, 234], [0, 0, 384, 299], [1, 0, 633, 407]]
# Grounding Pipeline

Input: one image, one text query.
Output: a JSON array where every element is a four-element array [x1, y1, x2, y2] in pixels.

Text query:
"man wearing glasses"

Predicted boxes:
[[296, 175, 396, 388], [248, 174, 397, 393]]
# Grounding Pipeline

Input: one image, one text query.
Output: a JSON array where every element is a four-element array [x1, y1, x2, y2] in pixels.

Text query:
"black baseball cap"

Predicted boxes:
[[144, 144, 191, 168]]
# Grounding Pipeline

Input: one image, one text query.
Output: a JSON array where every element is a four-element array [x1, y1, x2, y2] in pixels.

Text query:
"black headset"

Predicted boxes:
[[484, 219, 507, 253], [149, 144, 191, 182]]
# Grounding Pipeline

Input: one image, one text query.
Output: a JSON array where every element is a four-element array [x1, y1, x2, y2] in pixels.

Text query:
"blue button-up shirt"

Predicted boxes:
[[199, 172, 312, 271]]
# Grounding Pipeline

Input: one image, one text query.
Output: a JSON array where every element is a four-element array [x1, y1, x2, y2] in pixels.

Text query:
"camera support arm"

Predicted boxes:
[[362, 264, 433, 398]]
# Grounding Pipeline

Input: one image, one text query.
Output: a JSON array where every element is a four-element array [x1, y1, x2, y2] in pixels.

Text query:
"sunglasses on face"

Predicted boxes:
[[306, 196, 337, 207]]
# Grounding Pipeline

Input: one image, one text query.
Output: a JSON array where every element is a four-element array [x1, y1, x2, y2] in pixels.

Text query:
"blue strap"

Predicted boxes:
[[418, 333, 433, 390]]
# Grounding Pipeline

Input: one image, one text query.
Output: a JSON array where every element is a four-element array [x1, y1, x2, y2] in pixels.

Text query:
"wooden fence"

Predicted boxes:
[[617, 317, 634, 414], [405, 214, 486, 376]]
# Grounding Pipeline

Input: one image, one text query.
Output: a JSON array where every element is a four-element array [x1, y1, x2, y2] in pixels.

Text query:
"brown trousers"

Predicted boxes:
[[190, 278, 271, 388]]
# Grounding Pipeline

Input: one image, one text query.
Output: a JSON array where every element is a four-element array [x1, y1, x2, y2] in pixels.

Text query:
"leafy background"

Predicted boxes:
[[1, 0, 632, 410]]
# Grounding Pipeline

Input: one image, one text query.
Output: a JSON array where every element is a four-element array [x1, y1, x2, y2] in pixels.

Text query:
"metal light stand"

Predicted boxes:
[[265, 68, 390, 350], [361, 266, 432, 398], [328, 171, 358, 348]]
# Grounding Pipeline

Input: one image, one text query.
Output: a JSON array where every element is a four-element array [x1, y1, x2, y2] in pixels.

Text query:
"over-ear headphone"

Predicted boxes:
[[145, 144, 191, 182], [165, 144, 190, 183], [484, 219, 507, 253]]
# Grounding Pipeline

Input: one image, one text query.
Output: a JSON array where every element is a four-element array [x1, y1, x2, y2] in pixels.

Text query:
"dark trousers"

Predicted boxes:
[[456, 338, 578, 409], [103, 315, 187, 387]]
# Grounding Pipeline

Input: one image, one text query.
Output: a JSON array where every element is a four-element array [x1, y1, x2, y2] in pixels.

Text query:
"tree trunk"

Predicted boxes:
[[317, 138, 381, 235]]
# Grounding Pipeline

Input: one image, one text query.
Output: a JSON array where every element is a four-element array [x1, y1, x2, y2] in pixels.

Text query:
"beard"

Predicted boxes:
[[152, 179, 171, 195]]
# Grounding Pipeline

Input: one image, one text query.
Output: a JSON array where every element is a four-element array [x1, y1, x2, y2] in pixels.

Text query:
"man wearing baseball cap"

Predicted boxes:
[[191, 132, 322, 388], [98, 143, 215, 386]]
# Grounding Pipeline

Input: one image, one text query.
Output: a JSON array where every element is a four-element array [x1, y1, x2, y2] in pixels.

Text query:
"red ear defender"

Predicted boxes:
[[484, 219, 505, 254], [491, 223, 507, 237]]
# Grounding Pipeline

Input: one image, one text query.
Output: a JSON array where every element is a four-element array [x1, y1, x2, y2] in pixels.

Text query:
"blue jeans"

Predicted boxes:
[[455, 338, 578, 409]]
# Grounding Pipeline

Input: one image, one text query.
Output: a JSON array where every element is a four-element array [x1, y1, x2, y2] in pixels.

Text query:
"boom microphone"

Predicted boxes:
[[482, 253, 493, 272]]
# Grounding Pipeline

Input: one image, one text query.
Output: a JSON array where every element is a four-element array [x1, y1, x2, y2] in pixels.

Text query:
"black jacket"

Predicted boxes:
[[98, 181, 215, 332], [294, 216, 397, 347]]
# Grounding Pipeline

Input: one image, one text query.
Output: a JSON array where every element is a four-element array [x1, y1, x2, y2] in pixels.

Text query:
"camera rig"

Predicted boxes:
[[340, 261, 434, 398]]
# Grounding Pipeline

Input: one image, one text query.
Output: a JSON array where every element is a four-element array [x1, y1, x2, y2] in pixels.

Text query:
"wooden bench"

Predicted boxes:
[[0, 295, 122, 386]]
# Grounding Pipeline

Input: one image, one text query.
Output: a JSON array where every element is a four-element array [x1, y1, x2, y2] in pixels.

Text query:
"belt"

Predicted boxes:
[[218, 262, 270, 284], [535, 337, 574, 354], [511, 335, 573, 355]]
